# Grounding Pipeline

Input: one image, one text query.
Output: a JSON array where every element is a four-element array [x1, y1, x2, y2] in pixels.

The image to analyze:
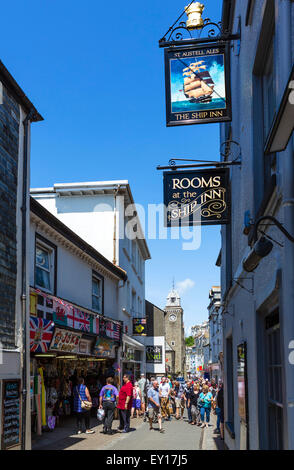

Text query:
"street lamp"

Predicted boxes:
[[243, 236, 273, 273], [243, 215, 294, 272]]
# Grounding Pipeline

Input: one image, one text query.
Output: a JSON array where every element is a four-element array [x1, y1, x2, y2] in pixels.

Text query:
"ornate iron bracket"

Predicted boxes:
[[233, 277, 254, 295], [156, 140, 242, 171], [159, 5, 240, 48]]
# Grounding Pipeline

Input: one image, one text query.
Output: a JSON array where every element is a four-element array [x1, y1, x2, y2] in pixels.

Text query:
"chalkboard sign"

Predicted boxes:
[[1, 379, 21, 449]]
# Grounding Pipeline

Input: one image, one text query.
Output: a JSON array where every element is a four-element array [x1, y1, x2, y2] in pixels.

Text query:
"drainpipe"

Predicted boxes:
[[279, 0, 294, 451], [21, 108, 35, 450], [113, 185, 121, 265]]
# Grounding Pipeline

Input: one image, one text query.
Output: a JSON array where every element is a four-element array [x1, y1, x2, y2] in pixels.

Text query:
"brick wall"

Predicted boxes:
[[0, 85, 20, 348]]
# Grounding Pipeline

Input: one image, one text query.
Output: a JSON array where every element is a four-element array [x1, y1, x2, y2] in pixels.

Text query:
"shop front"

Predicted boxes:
[[121, 334, 145, 383], [29, 288, 122, 437]]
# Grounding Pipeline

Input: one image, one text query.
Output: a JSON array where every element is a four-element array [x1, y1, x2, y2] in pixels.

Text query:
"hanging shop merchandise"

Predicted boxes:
[[29, 288, 122, 340], [164, 44, 232, 126], [163, 167, 230, 227], [29, 289, 122, 437]]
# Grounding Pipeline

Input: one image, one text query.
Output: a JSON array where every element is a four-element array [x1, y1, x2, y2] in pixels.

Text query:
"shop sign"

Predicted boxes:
[[1, 380, 21, 450], [78, 339, 93, 356], [146, 346, 163, 364], [50, 328, 82, 353], [123, 345, 135, 361], [163, 168, 230, 227], [133, 318, 147, 336], [93, 338, 116, 358], [164, 44, 232, 127]]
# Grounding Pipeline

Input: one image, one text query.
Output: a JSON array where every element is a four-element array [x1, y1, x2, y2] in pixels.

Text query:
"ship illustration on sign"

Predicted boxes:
[[182, 61, 215, 104]]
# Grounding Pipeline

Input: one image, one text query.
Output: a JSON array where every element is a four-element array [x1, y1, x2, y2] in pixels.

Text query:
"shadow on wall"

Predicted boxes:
[[55, 195, 115, 214]]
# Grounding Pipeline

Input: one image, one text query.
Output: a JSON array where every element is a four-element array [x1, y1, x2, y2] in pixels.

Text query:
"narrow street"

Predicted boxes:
[[103, 413, 201, 451], [32, 410, 223, 451]]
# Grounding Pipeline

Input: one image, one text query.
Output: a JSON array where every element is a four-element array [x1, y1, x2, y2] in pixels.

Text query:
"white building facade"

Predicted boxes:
[[30, 181, 151, 378]]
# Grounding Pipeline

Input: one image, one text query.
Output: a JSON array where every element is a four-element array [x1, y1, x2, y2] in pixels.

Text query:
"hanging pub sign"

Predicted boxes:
[[146, 346, 163, 364], [133, 318, 147, 336], [164, 44, 231, 126], [163, 168, 230, 227]]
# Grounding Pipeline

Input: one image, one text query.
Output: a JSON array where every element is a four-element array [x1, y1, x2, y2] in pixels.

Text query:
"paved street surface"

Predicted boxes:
[[32, 410, 207, 451], [102, 413, 202, 451]]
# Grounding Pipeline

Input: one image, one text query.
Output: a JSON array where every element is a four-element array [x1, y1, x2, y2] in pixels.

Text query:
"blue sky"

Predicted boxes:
[[1, 0, 223, 333]]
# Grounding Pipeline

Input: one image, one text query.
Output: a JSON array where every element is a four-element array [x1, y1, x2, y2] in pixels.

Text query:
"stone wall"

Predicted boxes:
[[0, 84, 20, 348]]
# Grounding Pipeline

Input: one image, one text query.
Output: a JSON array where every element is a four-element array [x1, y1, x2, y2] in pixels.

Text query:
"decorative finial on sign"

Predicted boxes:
[[185, 2, 205, 30]]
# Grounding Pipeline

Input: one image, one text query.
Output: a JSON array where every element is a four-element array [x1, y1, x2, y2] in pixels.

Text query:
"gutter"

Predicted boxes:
[[21, 108, 36, 450]]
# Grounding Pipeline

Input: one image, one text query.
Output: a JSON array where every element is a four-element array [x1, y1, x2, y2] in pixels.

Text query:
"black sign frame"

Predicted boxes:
[[1, 379, 21, 450], [164, 43, 232, 127], [163, 167, 231, 227]]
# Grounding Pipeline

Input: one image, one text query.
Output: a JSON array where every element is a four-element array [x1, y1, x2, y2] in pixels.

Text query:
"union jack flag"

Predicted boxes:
[[30, 317, 54, 353], [106, 321, 121, 341]]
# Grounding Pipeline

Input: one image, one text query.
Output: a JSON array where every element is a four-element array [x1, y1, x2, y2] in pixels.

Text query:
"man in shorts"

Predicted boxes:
[[159, 377, 171, 421], [147, 380, 164, 433], [138, 373, 149, 415]]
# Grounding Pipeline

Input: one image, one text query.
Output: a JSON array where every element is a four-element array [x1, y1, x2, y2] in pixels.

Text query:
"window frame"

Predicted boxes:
[[92, 271, 104, 315], [252, 0, 276, 218], [34, 234, 57, 295]]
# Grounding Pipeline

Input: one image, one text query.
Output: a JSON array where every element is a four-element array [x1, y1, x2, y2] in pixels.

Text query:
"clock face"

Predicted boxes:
[[169, 313, 177, 322]]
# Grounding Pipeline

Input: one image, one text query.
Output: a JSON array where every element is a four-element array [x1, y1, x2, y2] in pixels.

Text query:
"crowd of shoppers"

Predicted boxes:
[[73, 373, 224, 438]]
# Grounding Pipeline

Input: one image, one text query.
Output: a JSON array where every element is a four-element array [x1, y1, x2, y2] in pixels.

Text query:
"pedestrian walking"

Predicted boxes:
[[199, 385, 213, 428], [99, 377, 118, 435], [190, 384, 201, 425], [73, 377, 94, 435], [215, 382, 224, 439], [173, 381, 185, 420], [159, 377, 171, 421], [147, 380, 164, 433], [183, 380, 193, 424], [138, 373, 149, 416], [117, 374, 133, 433], [131, 382, 142, 418]]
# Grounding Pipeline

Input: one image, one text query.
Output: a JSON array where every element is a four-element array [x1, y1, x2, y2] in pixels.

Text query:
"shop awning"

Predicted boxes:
[[122, 334, 145, 351]]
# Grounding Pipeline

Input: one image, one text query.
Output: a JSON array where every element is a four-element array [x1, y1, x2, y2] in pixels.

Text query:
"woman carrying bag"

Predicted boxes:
[[73, 377, 95, 435]]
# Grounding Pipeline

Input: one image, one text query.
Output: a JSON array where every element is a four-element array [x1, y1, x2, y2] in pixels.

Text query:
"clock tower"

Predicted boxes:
[[164, 286, 185, 376]]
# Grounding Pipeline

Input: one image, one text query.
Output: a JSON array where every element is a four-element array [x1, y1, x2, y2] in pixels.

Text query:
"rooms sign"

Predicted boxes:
[[163, 168, 230, 227]]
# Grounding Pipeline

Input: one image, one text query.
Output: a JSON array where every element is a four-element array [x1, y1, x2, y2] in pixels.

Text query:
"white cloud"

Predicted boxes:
[[185, 325, 192, 337], [176, 278, 195, 294], [209, 61, 226, 99]]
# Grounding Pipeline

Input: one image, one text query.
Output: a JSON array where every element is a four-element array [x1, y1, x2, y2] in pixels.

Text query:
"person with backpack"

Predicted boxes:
[[99, 377, 119, 435]]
